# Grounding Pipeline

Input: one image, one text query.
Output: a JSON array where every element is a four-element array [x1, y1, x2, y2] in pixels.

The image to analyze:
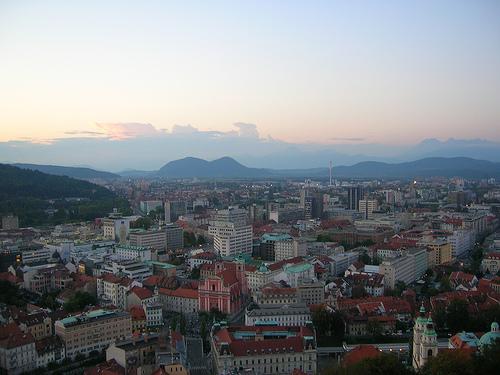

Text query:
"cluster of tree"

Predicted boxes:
[[170, 313, 188, 335], [199, 308, 227, 349], [312, 307, 346, 340], [63, 291, 97, 313], [0, 164, 131, 226], [432, 299, 500, 333], [322, 341, 500, 375], [183, 232, 206, 248], [0, 280, 25, 307]]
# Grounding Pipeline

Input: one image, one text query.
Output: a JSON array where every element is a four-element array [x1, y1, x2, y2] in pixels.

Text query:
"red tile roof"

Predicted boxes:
[[343, 345, 381, 367], [129, 286, 154, 300], [159, 287, 199, 299], [129, 305, 146, 320]]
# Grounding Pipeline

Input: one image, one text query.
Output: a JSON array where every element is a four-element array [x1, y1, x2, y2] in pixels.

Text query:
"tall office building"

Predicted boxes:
[[359, 199, 378, 219], [164, 200, 186, 223], [347, 186, 364, 211], [209, 207, 252, 257], [165, 223, 184, 250]]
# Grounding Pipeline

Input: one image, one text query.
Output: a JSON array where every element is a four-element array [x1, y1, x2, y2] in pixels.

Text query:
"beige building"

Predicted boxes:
[[129, 229, 166, 250], [359, 199, 378, 219], [297, 281, 325, 306], [481, 253, 500, 275], [274, 238, 307, 262], [97, 273, 138, 310], [211, 324, 317, 375], [55, 309, 131, 359], [17, 311, 52, 340], [418, 239, 453, 267]]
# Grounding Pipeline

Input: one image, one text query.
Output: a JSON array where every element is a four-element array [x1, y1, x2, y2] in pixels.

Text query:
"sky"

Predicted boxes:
[[1, 1, 500, 169]]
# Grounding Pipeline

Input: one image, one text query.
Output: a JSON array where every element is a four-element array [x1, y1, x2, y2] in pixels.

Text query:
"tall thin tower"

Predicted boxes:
[[329, 161, 333, 186]]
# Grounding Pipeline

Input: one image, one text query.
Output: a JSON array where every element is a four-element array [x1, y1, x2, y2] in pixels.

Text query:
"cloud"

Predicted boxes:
[[233, 122, 259, 138], [95, 122, 160, 140], [329, 137, 365, 142], [64, 130, 105, 136], [171, 124, 199, 134]]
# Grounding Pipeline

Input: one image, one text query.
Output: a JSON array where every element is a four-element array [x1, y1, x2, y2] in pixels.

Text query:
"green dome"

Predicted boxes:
[[479, 322, 500, 348], [258, 264, 269, 273], [424, 317, 437, 337]]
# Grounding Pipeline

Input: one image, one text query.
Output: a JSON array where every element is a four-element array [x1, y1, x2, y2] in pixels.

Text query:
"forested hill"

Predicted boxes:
[[0, 164, 130, 226]]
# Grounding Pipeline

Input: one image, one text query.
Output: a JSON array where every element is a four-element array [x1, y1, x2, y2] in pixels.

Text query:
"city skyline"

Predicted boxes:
[[1, 1, 500, 146]]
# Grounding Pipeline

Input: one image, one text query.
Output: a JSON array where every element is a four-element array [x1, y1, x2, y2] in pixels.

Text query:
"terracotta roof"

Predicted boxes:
[[129, 286, 154, 300], [343, 345, 381, 367], [83, 359, 128, 375], [159, 287, 199, 299], [129, 305, 146, 320]]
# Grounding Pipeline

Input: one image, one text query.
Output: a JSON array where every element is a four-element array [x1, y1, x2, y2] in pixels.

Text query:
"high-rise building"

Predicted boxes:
[[347, 186, 364, 211], [359, 199, 378, 219], [139, 200, 163, 215], [165, 223, 184, 250], [164, 200, 186, 223], [209, 207, 252, 257], [129, 228, 166, 250]]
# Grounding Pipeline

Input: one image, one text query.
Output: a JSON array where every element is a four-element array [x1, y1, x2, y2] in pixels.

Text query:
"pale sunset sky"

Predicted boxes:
[[1, 0, 500, 145]]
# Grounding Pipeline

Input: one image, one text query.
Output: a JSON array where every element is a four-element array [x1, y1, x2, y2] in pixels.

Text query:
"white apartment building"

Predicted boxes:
[[379, 248, 427, 289], [0, 328, 37, 375], [115, 244, 152, 262], [274, 238, 307, 261], [139, 200, 163, 214], [129, 229, 166, 250], [21, 247, 52, 265], [209, 207, 252, 257], [101, 260, 152, 282], [446, 229, 474, 258], [97, 273, 138, 309], [245, 303, 311, 327]]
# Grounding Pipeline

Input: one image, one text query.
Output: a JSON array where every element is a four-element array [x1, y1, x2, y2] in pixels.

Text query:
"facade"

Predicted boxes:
[[129, 229, 166, 250], [115, 244, 152, 262], [0, 323, 37, 375], [380, 248, 427, 290], [347, 186, 364, 211], [297, 281, 325, 306], [101, 260, 152, 282], [274, 238, 307, 262], [164, 200, 187, 223], [245, 303, 311, 327], [140, 200, 163, 215], [21, 247, 52, 265], [17, 311, 52, 340], [55, 309, 132, 359], [97, 273, 137, 310], [102, 217, 130, 244], [159, 287, 199, 314], [209, 207, 253, 257], [481, 253, 500, 275], [198, 262, 248, 315], [418, 239, 453, 267], [211, 324, 317, 375], [165, 223, 184, 251], [254, 286, 299, 305], [35, 336, 65, 369], [246, 265, 273, 294], [106, 334, 159, 372], [358, 199, 378, 220]]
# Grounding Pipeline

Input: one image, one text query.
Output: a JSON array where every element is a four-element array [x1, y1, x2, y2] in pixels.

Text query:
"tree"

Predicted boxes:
[[0, 280, 25, 307], [394, 281, 407, 297], [432, 305, 446, 331], [439, 276, 452, 292], [445, 299, 469, 333], [190, 267, 201, 280], [179, 314, 187, 335], [473, 339, 500, 374], [200, 318, 207, 341], [421, 349, 474, 375], [63, 291, 96, 313], [352, 285, 368, 299], [322, 353, 414, 375], [170, 315, 178, 331]]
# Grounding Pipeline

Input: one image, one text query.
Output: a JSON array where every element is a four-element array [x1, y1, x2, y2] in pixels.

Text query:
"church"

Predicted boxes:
[[412, 304, 438, 369]]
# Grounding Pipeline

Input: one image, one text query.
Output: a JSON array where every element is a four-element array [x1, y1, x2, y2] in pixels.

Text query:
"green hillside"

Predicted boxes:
[[0, 164, 130, 226]]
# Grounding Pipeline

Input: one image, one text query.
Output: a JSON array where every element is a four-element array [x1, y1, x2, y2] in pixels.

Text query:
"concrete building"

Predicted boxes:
[[0, 323, 37, 375], [97, 273, 138, 310], [159, 287, 199, 314], [245, 303, 311, 327], [274, 237, 307, 262], [164, 200, 186, 223], [211, 324, 317, 375], [101, 260, 152, 282], [102, 217, 130, 244], [297, 281, 325, 306], [359, 199, 378, 220], [165, 223, 184, 251], [380, 248, 427, 290], [115, 244, 152, 262], [481, 253, 500, 275], [418, 239, 453, 267], [17, 311, 52, 340], [55, 309, 132, 359], [106, 334, 159, 373], [347, 186, 364, 211], [129, 229, 166, 251], [140, 200, 163, 215], [209, 207, 253, 257]]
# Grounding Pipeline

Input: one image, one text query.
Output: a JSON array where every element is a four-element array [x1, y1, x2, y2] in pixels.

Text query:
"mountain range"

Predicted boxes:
[[10, 156, 500, 180], [12, 163, 119, 181]]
